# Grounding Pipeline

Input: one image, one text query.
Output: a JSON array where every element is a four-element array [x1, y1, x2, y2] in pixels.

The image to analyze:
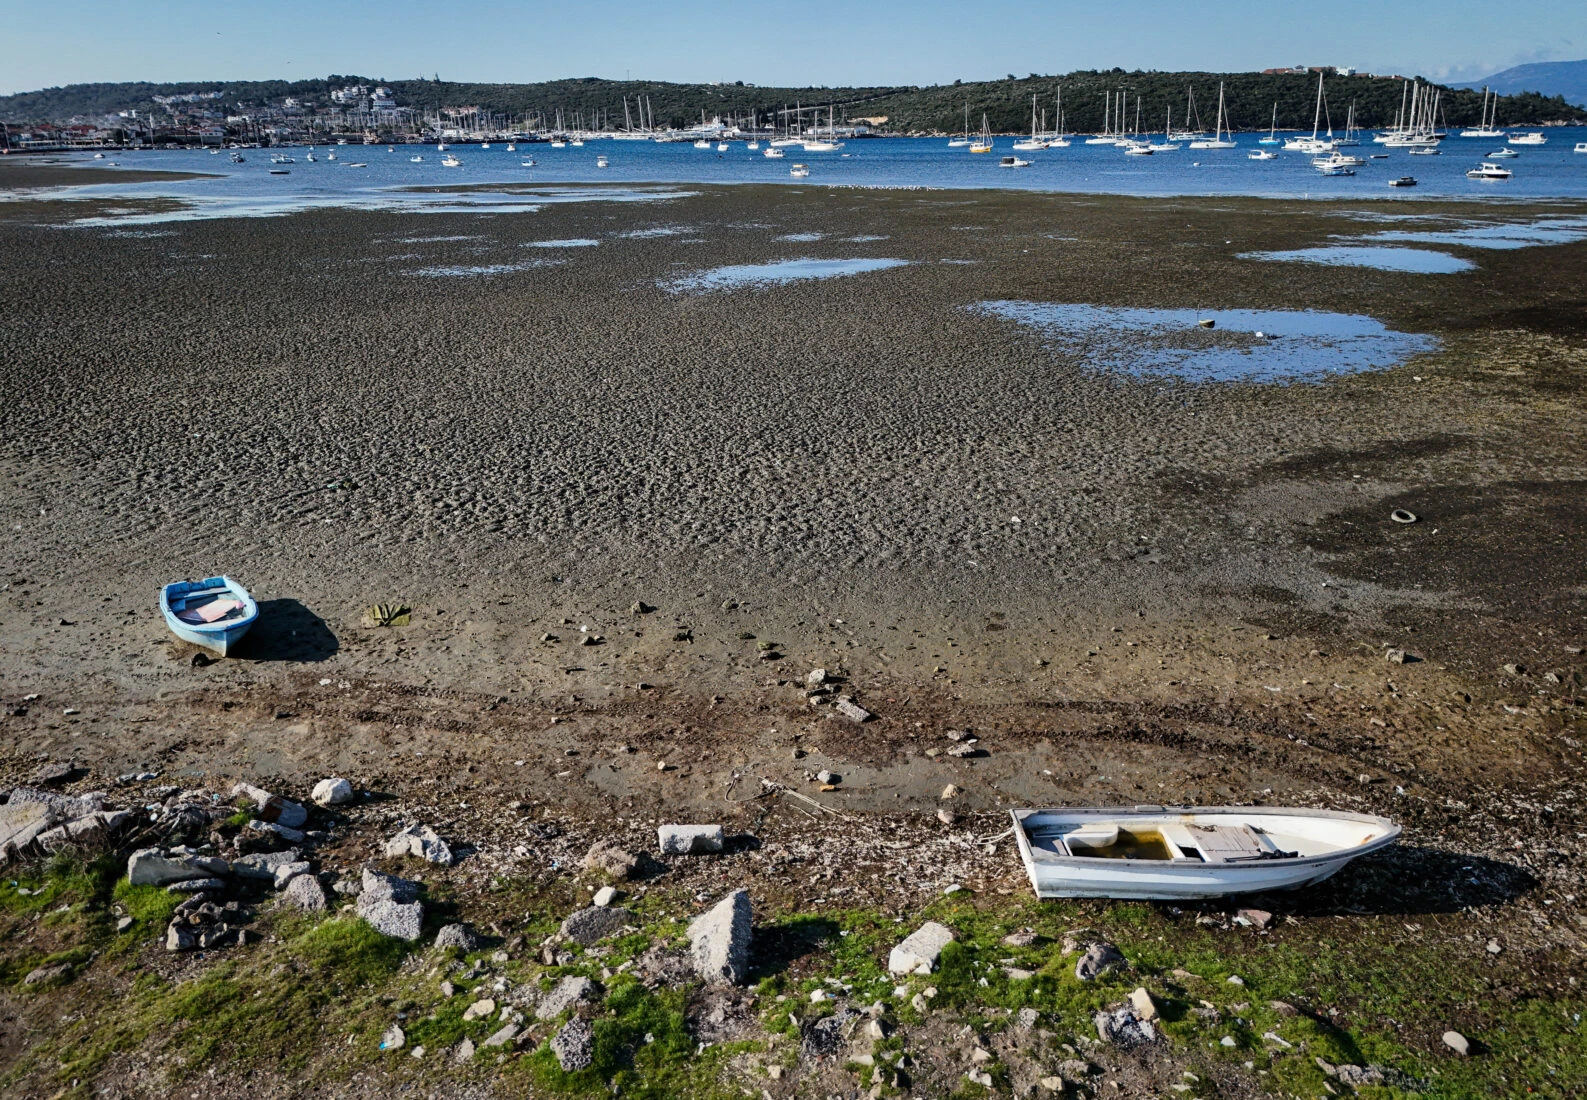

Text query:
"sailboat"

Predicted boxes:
[[969, 113, 994, 153], [1459, 87, 1506, 139], [1085, 92, 1116, 144], [1013, 95, 1048, 150], [1149, 105, 1179, 152], [802, 105, 843, 151], [1047, 88, 1072, 147], [1258, 104, 1281, 145], [1170, 86, 1207, 142], [1333, 102, 1361, 147], [948, 102, 972, 147], [1187, 83, 1236, 149], [1284, 72, 1336, 153]]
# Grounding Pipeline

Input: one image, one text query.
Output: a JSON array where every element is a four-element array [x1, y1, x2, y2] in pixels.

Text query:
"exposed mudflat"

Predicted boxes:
[[1, 181, 1584, 1098]]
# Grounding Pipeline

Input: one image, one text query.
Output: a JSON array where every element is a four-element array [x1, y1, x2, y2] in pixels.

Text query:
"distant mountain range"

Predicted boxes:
[[1458, 59, 1587, 107]]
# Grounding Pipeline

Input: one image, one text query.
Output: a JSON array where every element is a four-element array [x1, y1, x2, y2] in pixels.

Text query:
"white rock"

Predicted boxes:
[[463, 998, 497, 1021], [657, 824, 724, 854], [311, 777, 353, 806], [127, 848, 230, 887], [1443, 1030, 1471, 1056], [482, 1023, 519, 1049], [273, 860, 312, 890], [284, 873, 327, 911], [689, 889, 752, 986], [231, 783, 308, 828], [384, 824, 454, 865], [359, 898, 423, 941], [1129, 987, 1158, 1021], [889, 921, 955, 975], [835, 697, 872, 723], [592, 885, 619, 907]]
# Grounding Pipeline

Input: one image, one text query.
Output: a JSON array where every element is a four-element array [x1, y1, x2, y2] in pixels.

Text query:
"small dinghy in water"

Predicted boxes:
[[1010, 805, 1399, 900], [159, 576, 258, 657]]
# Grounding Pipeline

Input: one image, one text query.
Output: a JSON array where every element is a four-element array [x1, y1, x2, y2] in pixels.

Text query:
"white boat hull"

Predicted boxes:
[[1011, 805, 1400, 900]]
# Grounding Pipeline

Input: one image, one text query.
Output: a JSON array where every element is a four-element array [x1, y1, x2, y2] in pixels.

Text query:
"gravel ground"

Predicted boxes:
[[0, 179, 1585, 1095]]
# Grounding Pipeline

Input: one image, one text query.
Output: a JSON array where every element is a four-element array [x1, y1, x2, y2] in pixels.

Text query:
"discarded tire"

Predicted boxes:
[[1390, 509, 1418, 524]]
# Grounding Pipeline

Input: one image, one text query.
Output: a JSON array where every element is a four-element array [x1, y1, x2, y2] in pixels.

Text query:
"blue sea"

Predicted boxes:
[[18, 129, 1587, 224]]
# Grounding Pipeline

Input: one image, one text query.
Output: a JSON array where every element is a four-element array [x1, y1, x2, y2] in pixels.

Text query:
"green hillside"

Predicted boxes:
[[2, 71, 1580, 131]]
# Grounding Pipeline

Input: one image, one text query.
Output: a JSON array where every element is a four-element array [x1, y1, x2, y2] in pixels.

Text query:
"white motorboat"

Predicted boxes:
[[410, 154, 424, 162], [1248, 149, 1277, 160], [1313, 151, 1365, 168], [763, 147, 785, 158], [1467, 161, 1512, 179], [507, 143, 516, 152], [1576, 142, 1587, 154], [441, 154, 461, 167], [693, 139, 711, 149], [789, 163, 810, 178], [1123, 144, 1153, 156], [746, 141, 760, 150], [1315, 162, 1356, 176], [570, 139, 584, 147], [999, 155, 1032, 167], [1508, 131, 1546, 146], [520, 159, 536, 167], [596, 154, 609, 168], [1010, 805, 1400, 900], [717, 141, 730, 151], [1487, 148, 1518, 158]]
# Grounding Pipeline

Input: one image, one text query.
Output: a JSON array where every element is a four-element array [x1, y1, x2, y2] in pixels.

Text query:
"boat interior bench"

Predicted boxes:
[[1033, 819, 1296, 862]]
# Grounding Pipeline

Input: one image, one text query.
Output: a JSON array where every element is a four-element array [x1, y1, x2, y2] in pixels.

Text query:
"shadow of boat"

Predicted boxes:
[[1243, 844, 1537, 917], [232, 598, 339, 663]]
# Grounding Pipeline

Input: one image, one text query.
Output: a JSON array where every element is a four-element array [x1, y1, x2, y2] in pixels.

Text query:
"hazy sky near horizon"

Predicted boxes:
[[3, 0, 1581, 95]]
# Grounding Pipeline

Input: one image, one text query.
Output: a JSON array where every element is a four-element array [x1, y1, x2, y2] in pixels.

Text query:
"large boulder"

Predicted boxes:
[[357, 868, 423, 940], [231, 848, 303, 882], [1075, 942, 1126, 981], [434, 923, 481, 951], [560, 906, 632, 945], [385, 824, 454, 865], [888, 921, 955, 975], [689, 889, 753, 986], [552, 1018, 594, 1071], [231, 783, 308, 829], [284, 873, 328, 911], [311, 778, 354, 807], [657, 824, 724, 854], [536, 975, 603, 1020], [361, 867, 420, 903], [127, 848, 230, 887], [359, 898, 424, 941], [584, 840, 644, 880]]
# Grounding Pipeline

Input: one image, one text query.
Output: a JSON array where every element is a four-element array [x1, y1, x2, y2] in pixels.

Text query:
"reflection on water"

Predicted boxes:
[[1239, 246, 1476, 273], [664, 256, 909, 292], [407, 259, 562, 277], [978, 301, 1437, 383], [1360, 216, 1587, 250], [527, 237, 600, 247]]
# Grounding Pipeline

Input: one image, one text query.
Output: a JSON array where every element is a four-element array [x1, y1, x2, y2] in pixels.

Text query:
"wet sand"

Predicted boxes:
[[0, 182, 1584, 1095]]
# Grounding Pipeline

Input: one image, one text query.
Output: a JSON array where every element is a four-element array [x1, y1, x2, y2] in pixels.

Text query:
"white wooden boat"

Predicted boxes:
[[1010, 805, 1399, 900]]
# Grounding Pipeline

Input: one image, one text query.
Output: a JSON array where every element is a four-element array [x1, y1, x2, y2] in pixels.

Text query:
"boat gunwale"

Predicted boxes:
[[1009, 804, 1402, 871], [158, 575, 260, 638]]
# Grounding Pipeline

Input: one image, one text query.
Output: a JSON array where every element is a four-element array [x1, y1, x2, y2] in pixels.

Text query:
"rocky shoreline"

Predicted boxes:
[[0, 180, 1583, 1096]]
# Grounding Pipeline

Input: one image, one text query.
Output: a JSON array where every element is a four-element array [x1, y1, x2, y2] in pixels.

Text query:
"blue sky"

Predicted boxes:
[[4, 0, 1581, 94]]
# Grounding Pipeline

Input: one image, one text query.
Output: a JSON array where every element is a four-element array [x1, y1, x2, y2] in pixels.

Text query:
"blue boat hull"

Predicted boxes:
[[159, 576, 259, 657]]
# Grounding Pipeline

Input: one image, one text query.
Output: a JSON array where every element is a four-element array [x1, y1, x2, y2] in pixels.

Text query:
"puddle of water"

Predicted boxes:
[[527, 237, 600, 248], [1359, 216, 1587, 251], [395, 234, 485, 243], [60, 186, 695, 227], [619, 226, 692, 238], [977, 301, 1436, 383], [777, 232, 826, 242], [847, 234, 889, 242], [1239, 246, 1475, 274], [664, 256, 908, 292], [407, 260, 561, 277], [940, 258, 979, 265]]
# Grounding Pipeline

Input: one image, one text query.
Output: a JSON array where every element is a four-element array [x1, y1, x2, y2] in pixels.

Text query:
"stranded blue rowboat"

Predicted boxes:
[[159, 576, 258, 656]]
